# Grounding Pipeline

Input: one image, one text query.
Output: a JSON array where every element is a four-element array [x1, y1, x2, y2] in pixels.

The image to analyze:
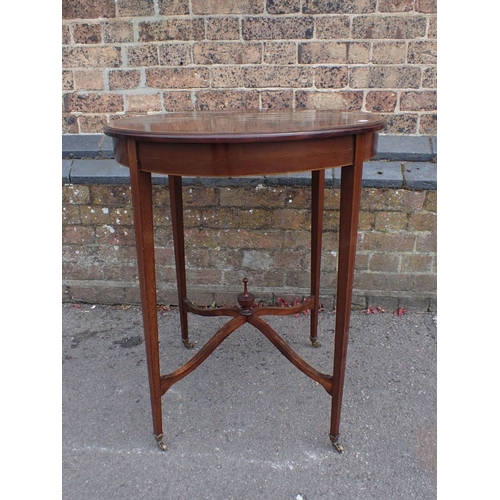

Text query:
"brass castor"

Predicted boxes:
[[329, 434, 344, 453], [182, 338, 195, 349], [310, 336, 322, 348], [154, 433, 167, 451]]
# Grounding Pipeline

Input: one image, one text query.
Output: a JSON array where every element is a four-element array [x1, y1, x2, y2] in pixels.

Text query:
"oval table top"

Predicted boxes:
[[103, 109, 386, 143]]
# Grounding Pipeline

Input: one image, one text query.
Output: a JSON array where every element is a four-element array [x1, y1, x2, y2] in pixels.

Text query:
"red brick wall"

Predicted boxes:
[[62, 182, 437, 311], [62, 0, 437, 135]]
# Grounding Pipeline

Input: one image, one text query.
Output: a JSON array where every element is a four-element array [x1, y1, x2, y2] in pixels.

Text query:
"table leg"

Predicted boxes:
[[329, 134, 365, 452], [168, 175, 194, 349], [310, 169, 325, 348], [128, 140, 166, 451]]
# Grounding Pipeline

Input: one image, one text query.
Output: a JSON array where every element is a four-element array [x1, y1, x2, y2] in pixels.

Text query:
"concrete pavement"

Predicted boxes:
[[62, 304, 436, 499]]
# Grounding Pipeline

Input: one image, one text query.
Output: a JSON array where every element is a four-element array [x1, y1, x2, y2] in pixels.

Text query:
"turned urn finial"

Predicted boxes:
[[237, 277, 255, 315]]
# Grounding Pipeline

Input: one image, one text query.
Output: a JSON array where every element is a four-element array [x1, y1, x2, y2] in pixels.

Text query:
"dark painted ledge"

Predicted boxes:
[[62, 134, 437, 190]]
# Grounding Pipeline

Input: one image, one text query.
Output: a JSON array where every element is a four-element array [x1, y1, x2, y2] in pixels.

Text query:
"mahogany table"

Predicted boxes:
[[103, 109, 386, 452]]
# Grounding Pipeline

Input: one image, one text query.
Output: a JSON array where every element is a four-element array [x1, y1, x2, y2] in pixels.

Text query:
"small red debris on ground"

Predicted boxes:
[[364, 306, 385, 314], [393, 307, 408, 317]]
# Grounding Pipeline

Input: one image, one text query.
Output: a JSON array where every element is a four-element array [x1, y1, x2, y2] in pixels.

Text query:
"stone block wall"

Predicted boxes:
[[62, 0, 437, 135], [62, 135, 437, 312]]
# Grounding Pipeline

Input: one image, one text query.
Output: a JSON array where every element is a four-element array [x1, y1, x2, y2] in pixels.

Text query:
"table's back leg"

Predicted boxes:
[[310, 169, 325, 348], [329, 133, 365, 452], [128, 140, 166, 450], [168, 175, 194, 349]]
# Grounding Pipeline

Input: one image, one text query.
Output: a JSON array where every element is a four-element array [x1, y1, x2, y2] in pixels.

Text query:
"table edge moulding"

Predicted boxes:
[[103, 108, 386, 453]]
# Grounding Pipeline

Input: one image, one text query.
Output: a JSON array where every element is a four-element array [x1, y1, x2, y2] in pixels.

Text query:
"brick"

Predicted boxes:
[[347, 42, 371, 63], [422, 67, 437, 88], [415, 0, 437, 13], [401, 91, 437, 111], [298, 42, 347, 64], [314, 16, 350, 38], [163, 91, 195, 112], [220, 186, 287, 208], [63, 70, 74, 90], [125, 44, 158, 67], [273, 251, 309, 270], [314, 67, 348, 89], [401, 254, 433, 273], [219, 229, 283, 250], [264, 42, 297, 65], [374, 211, 408, 231], [260, 90, 294, 109], [78, 115, 110, 134], [63, 46, 122, 68], [72, 23, 102, 44], [408, 41, 437, 64], [195, 90, 260, 110], [184, 208, 241, 229], [411, 274, 436, 293], [378, 0, 414, 12], [368, 253, 400, 272], [158, 44, 192, 66], [62, 24, 71, 45], [206, 17, 240, 40], [73, 69, 105, 90], [372, 42, 406, 64], [242, 17, 314, 40], [125, 93, 162, 113], [418, 115, 436, 135], [109, 69, 141, 90], [116, 0, 155, 17], [63, 225, 95, 245], [383, 114, 418, 135], [415, 233, 435, 252], [102, 20, 134, 43], [266, 0, 301, 14], [95, 224, 135, 245], [62, 206, 82, 224], [138, 19, 205, 42], [145, 68, 210, 89], [63, 92, 124, 113], [63, 0, 115, 19], [63, 185, 91, 205], [103, 265, 139, 282], [354, 271, 412, 291], [359, 232, 415, 252], [302, 0, 377, 14], [352, 15, 427, 39], [296, 90, 363, 110], [408, 212, 436, 232], [183, 187, 219, 207], [272, 209, 306, 230], [193, 42, 262, 65], [428, 16, 437, 38], [424, 191, 437, 212], [158, 0, 190, 15], [192, 0, 263, 14], [244, 66, 314, 88], [90, 185, 131, 206], [350, 66, 421, 89], [365, 91, 397, 112]]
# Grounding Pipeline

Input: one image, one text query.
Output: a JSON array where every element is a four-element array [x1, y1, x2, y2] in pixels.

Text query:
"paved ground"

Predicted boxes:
[[62, 304, 436, 500]]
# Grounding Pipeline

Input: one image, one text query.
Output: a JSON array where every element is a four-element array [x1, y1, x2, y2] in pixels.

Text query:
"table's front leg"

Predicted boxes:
[[128, 140, 166, 450], [168, 175, 194, 349], [330, 133, 366, 453]]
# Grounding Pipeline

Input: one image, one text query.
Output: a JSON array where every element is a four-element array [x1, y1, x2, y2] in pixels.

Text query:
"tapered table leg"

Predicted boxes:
[[168, 175, 193, 349], [128, 140, 166, 450], [310, 169, 325, 348], [330, 134, 365, 452]]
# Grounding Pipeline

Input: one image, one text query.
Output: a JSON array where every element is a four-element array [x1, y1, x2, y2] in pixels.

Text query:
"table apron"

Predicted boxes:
[[113, 132, 378, 176]]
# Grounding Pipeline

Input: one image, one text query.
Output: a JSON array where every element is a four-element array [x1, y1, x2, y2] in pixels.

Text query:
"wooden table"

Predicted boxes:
[[104, 109, 386, 452]]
